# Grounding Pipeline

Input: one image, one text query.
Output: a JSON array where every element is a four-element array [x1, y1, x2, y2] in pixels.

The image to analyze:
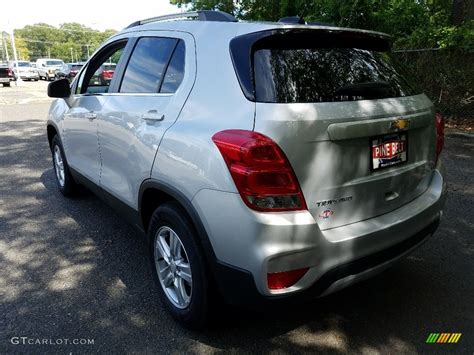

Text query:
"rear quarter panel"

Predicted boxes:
[[150, 23, 255, 198]]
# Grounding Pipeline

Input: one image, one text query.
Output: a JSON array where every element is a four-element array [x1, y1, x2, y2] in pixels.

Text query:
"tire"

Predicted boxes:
[[3, 82, 10, 87], [51, 135, 78, 196], [149, 202, 210, 329]]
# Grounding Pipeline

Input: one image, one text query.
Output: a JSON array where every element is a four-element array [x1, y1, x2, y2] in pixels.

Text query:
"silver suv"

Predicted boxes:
[[46, 11, 447, 328]]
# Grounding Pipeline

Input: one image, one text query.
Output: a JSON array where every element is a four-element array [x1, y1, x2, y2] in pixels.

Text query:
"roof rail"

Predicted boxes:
[[125, 10, 237, 29]]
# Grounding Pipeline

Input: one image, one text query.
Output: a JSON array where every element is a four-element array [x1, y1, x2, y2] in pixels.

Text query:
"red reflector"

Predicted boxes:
[[267, 267, 309, 290], [212, 129, 307, 212]]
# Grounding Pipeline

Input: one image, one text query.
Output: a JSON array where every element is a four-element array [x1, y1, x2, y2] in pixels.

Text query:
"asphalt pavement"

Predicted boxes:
[[0, 82, 472, 354]]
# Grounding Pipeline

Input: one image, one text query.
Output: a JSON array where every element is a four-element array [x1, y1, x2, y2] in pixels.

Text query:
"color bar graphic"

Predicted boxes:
[[426, 333, 462, 344]]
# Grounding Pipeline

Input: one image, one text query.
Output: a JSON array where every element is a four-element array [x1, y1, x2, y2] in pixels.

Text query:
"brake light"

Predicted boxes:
[[435, 112, 445, 162], [267, 267, 309, 290], [7, 68, 13, 77], [212, 129, 307, 212]]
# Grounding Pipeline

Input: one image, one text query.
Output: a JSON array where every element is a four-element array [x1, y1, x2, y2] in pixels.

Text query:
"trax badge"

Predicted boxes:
[[319, 209, 334, 220], [390, 118, 410, 131]]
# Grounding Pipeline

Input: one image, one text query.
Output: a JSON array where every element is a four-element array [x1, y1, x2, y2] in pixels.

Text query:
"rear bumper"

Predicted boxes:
[[20, 72, 39, 79], [192, 162, 447, 305], [213, 217, 440, 306]]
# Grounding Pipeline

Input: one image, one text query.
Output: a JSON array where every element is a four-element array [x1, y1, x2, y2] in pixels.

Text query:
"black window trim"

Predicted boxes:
[[158, 39, 181, 93]]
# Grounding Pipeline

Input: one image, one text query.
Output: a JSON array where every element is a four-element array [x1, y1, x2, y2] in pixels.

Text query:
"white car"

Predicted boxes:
[[36, 58, 64, 80], [9, 61, 39, 81]]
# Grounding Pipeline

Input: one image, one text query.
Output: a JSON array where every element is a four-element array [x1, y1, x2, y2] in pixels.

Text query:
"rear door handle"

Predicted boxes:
[[141, 110, 164, 122], [85, 111, 97, 120]]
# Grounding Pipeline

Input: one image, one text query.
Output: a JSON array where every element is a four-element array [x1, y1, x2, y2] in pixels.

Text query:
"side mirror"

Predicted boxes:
[[48, 79, 71, 98]]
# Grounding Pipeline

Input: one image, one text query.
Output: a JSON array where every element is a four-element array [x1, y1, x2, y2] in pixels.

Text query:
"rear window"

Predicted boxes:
[[17, 62, 31, 67], [103, 64, 116, 71], [231, 29, 421, 103], [254, 48, 419, 103], [46, 60, 63, 66]]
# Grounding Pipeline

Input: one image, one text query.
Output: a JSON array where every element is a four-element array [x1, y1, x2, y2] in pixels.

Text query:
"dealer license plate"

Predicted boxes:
[[371, 133, 408, 170]]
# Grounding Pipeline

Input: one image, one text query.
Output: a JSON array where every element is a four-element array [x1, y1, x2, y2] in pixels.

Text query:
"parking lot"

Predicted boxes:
[[0, 81, 473, 353]]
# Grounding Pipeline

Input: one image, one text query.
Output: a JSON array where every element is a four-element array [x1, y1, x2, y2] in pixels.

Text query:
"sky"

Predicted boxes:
[[0, 0, 182, 31]]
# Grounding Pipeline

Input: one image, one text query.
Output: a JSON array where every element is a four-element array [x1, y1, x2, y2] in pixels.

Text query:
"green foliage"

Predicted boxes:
[[1, 24, 117, 62], [172, 0, 473, 118], [396, 50, 474, 118], [172, 0, 474, 50]]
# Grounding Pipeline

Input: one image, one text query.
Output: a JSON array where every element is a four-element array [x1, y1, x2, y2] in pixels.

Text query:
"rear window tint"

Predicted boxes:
[[230, 30, 421, 103], [254, 47, 420, 103]]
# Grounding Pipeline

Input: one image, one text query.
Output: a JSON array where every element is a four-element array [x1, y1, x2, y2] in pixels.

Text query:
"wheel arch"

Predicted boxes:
[[138, 180, 213, 254], [47, 120, 60, 150]]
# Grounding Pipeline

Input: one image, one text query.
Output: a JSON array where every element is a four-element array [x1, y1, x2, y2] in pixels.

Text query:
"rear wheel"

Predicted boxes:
[[3, 82, 11, 87], [149, 202, 210, 328], [51, 135, 78, 196]]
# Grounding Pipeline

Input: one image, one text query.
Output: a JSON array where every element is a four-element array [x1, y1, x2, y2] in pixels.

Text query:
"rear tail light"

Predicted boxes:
[[435, 112, 445, 162], [102, 70, 114, 78], [212, 129, 307, 212], [7, 68, 13, 77], [267, 267, 309, 290]]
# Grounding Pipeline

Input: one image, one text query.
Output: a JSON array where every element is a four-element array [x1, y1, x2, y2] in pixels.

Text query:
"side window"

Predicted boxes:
[[120, 37, 177, 93], [76, 41, 127, 95], [161, 40, 185, 93]]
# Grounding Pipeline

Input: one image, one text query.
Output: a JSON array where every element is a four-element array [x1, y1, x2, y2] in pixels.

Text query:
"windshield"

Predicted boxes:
[[46, 60, 64, 66], [16, 62, 31, 67]]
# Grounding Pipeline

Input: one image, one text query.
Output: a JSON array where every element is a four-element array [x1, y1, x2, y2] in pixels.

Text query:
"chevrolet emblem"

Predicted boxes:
[[390, 118, 410, 131]]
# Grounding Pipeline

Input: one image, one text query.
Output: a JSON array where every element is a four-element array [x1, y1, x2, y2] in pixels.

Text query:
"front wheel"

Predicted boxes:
[[149, 202, 210, 328], [51, 135, 79, 196]]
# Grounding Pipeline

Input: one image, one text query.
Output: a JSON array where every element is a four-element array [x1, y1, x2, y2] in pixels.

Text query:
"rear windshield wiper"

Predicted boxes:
[[335, 81, 395, 98]]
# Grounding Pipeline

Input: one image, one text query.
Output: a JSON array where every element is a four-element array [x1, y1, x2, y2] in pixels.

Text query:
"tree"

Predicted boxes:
[[13, 24, 117, 62], [169, 0, 473, 50]]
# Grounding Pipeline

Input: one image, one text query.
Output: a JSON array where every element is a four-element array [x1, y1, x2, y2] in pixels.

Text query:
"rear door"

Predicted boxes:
[[62, 40, 129, 184], [234, 29, 437, 229], [98, 32, 195, 209]]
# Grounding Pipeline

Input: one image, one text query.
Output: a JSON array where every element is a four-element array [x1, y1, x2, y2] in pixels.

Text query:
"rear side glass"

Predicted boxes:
[[160, 40, 185, 93], [254, 47, 420, 103], [120, 37, 177, 93]]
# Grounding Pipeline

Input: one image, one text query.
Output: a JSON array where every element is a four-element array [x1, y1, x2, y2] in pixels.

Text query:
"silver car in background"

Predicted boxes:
[[46, 10, 447, 328], [9, 60, 39, 81], [36, 58, 64, 80]]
